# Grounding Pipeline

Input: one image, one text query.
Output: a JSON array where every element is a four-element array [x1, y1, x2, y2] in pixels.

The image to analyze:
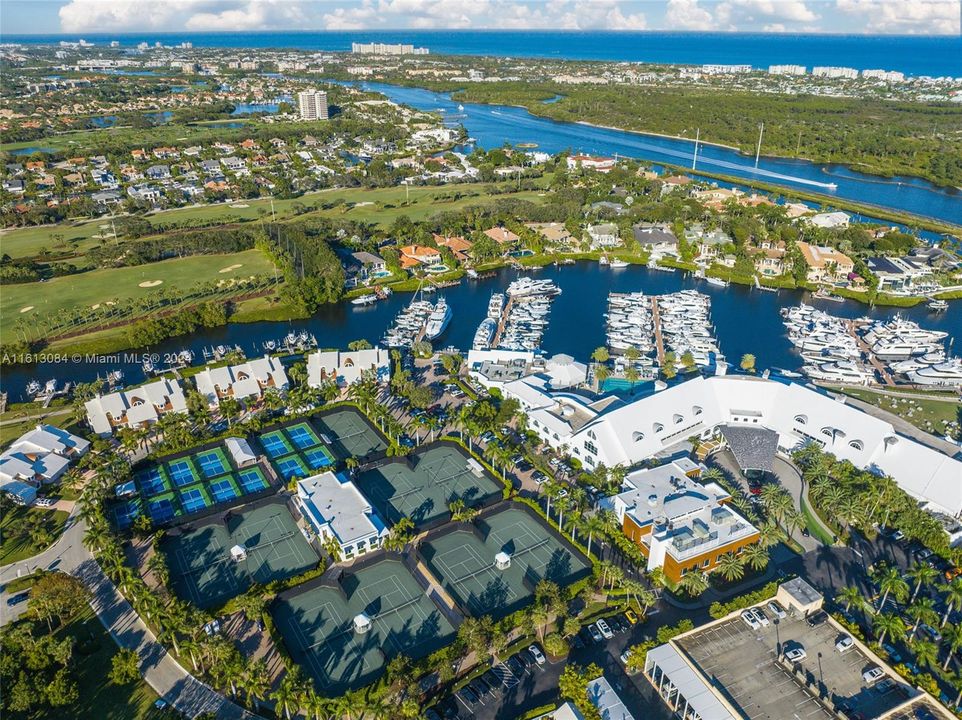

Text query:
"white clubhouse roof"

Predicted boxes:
[[1, 424, 90, 490], [85, 378, 187, 435], [194, 355, 288, 405], [521, 374, 962, 517], [225, 436, 257, 466], [586, 675, 637, 720], [296, 471, 387, 548], [306, 348, 391, 387], [645, 644, 738, 720]]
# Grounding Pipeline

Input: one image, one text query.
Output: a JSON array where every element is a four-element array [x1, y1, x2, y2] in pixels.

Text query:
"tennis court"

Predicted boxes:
[[112, 499, 142, 529], [195, 448, 230, 479], [164, 500, 318, 609], [275, 454, 309, 481], [258, 430, 293, 459], [303, 446, 335, 470], [136, 466, 169, 497], [237, 467, 268, 493], [272, 557, 455, 693], [356, 444, 501, 527], [209, 476, 241, 504], [146, 494, 180, 524], [286, 422, 321, 450], [180, 484, 212, 514], [421, 505, 591, 618], [314, 408, 387, 460], [168, 459, 200, 488]]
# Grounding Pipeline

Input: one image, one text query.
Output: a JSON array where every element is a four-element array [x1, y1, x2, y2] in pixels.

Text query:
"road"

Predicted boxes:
[[0, 510, 253, 720]]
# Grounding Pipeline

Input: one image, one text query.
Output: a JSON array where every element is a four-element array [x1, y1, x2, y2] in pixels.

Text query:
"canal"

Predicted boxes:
[[2, 263, 958, 400]]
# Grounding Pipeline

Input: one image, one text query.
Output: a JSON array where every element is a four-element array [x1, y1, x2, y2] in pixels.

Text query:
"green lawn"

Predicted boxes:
[[59, 607, 165, 720], [840, 387, 961, 440], [0, 181, 549, 260], [0, 506, 69, 564], [1, 249, 276, 334]]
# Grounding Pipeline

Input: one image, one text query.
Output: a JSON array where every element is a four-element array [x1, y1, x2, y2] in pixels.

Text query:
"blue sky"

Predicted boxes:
[[1, 0, 958, 35]]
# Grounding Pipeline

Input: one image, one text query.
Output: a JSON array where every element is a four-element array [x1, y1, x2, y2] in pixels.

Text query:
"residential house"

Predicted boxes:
[[796, 241, 854, 283], [145, 164, 171, 180], [220, 156, 248, 174], [865, 256, 935, 294], [198, 159, 222, 176], [566, 154, 616, 172], [307, 348, 391, 387], [587, 223, 621, 249], [483, 226, 520, 246], [684, 225, 731, 263], [92, 189, 122, 206], [754, 241, 787, 276], [808, 211, 850, 229], [193, 355, 289, 408], [525, 222, 573, 247], [127, 184, 162, 203], [0, 424, 91, 504], [433, 234, 473, 262], [84, 378, 188, 436], [130, 149, 149, 162], [590, 200, 626, 216], [2, 178, 24, 194], [633, 223, 678, 256], [399, 244, 442, 269], [295, 471, 389, 559]]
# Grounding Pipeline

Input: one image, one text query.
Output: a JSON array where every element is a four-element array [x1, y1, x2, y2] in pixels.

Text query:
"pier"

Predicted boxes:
[[490, 295, 514, 349], [651, 297, 666, 364], [845, 319, 895, 387]]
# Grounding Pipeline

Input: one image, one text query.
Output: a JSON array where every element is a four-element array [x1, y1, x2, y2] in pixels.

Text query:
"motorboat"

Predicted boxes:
[[927, 298, 948, 312], [802, 361, 874, 385], [908, 359, 962, 387], [352, 293, 378, 306], [488, 293, 505, 319], [472, 318, 497, 350], [424, 298, 453, 340], [705, 277, 729, 288], [610, 259, 629, 269]]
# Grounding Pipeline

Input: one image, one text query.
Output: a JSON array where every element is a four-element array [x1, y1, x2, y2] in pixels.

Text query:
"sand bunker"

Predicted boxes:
[[139, 280, 163, 288], [219, 264, 243, 273], [231, 203, 250, 208], [91, 303, 101, 310], [19, 306, 34, 313]]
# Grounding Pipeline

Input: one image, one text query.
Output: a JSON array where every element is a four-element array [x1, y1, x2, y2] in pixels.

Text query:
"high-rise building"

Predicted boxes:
[[351, 42, 429, 55], [768, 64, 806, 76], [812, 66, 859, 79], [297, 90, 329, 121]]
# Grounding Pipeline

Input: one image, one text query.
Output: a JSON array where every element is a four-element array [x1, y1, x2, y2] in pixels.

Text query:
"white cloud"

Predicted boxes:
[[835, 0, 960, 34], [59, 0, 311, 32], [665, 0, 714, 30], [715, 0, 819, 29]]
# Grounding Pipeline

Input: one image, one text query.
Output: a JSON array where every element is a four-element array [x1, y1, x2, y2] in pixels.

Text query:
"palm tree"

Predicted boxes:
[[941, 579, 962, 627], [942, 623, 962, 671], [876, 566, 909, 608], [272, 667, 307, 720], [583, 514, 606, 558], [240, 659, 270, 710], [757, 521, 783, 549], [679, 570, 709, 596], [715, 553, 745, 583], [742, 544, 769, 572], [384, 516, 414, 551], [873, 612, 905, 645], [907, 597, 938, 638], [912, 638, 939, 670], [700, 467, 725, 484], [836, 585, 867, 614], [907, 562, 939, 602]]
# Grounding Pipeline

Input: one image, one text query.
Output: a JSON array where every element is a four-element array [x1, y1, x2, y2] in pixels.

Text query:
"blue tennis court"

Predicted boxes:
[[259, 431, 292, 459], [287, 424, 319, 450], [195, 451, 228, 478], [304, 447, 334, 469], [238, 468, 268, 493], [180, 487, 209, 513], [137, 467, 166, 496], [209, 478, 238, 503], [275, 455, 308, 481], [147, 497, 177, 523], [168, 460, 198, 488], [113, 500, 141, 529]]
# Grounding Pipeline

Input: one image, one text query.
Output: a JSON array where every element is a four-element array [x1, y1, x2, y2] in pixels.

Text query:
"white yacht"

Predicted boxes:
[[610, 258, 629, 269], [424, 298, 453, 340], [908, 359, 962, 387], [803, 361, 874, 385], [472, 318, 497, 350], [351, 293, 378, 306], [488, 293, 505, 319]]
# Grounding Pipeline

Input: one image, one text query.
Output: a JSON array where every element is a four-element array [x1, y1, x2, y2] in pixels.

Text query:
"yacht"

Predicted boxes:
[[472, 318, 497, 350], [908, 359, 962, 387], [803, 361, 873, 385], [610, 259, 629, 269], [705, 277, 729, 288], [488, 293, 505, 319], [424, 298, 453, 340], [351, 293, 378, 306], [927, 298, 948, 312]]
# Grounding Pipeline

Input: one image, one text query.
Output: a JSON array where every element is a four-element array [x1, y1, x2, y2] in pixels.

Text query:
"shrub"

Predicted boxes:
[[543, 632, 568, 658], [708, 581, 781, 619]]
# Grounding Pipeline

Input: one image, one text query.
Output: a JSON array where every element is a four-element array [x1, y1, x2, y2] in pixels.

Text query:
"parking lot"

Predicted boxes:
[[676, 608, 909, 720]]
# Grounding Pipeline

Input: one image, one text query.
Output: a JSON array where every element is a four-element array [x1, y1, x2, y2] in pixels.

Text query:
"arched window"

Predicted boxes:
[[587, 430, 596, 440], [848, 439, 864, 451], [673, 413, 684, 425], [632, 431, 645, 442], [794, 414, 807, 425], [820, 427, 834, 438], [653, 422, 664, 433], [692, 405, 703, 416]]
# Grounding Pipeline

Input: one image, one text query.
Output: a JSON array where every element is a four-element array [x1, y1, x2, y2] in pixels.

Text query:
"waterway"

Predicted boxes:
[[2, 263, 958, 400], [354, 81, 962, 226]]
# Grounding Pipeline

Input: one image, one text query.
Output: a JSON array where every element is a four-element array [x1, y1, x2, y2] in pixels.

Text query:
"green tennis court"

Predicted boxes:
[[356, 444, 501, 527], [272, 557, 454, 693], [163, 500, 318, 609], [420, 504, 591, 619], [314, 408, 387, 460]]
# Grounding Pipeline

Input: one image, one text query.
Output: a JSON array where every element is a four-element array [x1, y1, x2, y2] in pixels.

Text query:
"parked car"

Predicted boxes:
[[570, 632, 585, 650], [470, 679, 491, 698], [34, 497, 54, 508], [785, 646, 807, 662], [620, 649, 634, 668], [6, 592, 29, 606], [596, 619, 614, 640], [531, 471, 547, 485], [836, 635, 855, 653], [881, 643, 902, 663], [919, 624, 942, 643], [515, 651, 533, 669], [506, 655, 525, 675], [482, 671, 501, 691], [751, 608, 770, 627], [875, 678, 897, 694], [741, 610, 761, 630], [588, 624, 604, 643], [806, 610, 828, 627], [863, 667, 885, 684], [766, 601, 787, 620], [624, 609, 639, 625], [528, 644, 546, 665]]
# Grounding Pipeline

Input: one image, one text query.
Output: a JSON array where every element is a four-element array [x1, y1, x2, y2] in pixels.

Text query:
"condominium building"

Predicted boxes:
[[768, 64, 807, 75], [812, 66, 859, 79], [600, 461, 760, 583], [297, 90, 329, 121], [350, 42, 429, 55], [862, 69, 906, 82]]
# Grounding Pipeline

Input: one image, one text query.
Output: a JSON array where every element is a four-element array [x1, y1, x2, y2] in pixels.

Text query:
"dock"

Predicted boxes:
[[651, 297, 666, 364], [490, 295, 514, 349], [845, 319, 895, 387]]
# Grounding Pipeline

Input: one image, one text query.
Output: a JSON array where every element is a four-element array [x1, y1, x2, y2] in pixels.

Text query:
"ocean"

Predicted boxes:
[[5, 31, 961, 77]]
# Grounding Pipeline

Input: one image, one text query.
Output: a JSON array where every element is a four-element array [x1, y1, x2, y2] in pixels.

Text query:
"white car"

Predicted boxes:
[[766, 601, 787, 620], [528, 644, 546, 665], [835, 635, 854, 653], [620, 650, 633, 666], [863, 667, 885, 684], [785, 647, 807, 662], [740, 610, 761, 630], [596, 619, 614, 640], [751, 608, 770, 627], [34, 497, 54, 508]]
